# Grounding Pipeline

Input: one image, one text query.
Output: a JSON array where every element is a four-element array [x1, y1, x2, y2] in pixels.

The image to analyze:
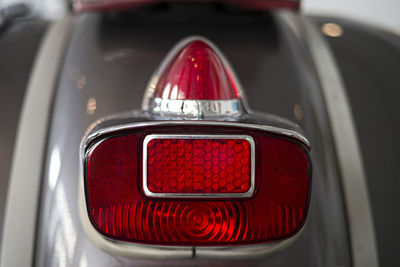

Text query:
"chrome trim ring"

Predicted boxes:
[[142, 134, 255, 198]]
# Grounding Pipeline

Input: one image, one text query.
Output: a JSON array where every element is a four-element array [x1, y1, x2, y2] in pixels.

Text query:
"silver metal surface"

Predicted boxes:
[[0, 17, 74, 267], [298, 13, 379, 267], [142, 134, 255, 198], [147, 98, 244, 117], [83, 120, 311, 150], [142, 36, 249, 117]]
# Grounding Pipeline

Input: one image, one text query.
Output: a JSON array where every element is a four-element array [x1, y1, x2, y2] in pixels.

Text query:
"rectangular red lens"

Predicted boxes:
[[143, 135, 254, 197]]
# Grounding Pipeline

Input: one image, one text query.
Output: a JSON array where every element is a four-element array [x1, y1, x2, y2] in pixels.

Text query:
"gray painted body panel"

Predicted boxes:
[[300, 15, 378, 266], [314, 17, 400, 267], [0, 17, 74, 267], [35, 6, 350, 266], [0, 19, 47, 245]]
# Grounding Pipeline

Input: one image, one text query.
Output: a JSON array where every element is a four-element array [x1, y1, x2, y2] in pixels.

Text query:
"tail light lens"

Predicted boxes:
[[153, 40, 240, 100], [85, 125, 310, 246]]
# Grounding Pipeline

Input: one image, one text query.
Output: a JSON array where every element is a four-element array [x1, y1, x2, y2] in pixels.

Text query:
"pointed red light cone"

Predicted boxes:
[[153, 40, 240, 100]]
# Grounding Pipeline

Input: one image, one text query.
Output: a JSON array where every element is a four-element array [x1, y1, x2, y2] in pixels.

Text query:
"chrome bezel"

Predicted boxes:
[[142, 134, 255, 198], [147, 98, 244, 117], [83, 120, 310, 150]]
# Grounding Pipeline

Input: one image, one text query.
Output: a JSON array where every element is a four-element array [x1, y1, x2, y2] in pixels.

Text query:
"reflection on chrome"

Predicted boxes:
[[50, 183, 77, 266], [149, 98, 243, 117], [79, 253, 88, 267], [54, 226, 67, 267], [48, 146, 61, 190], [170, 85, 179, 99], [86, 97, 97, 115], [161, 83, 171, 98]]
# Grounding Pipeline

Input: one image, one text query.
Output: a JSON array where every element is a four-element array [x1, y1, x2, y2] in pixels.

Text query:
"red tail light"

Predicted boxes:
[[85, 125, 310, 246], [153, 40, 240, 100], [81, 36, 310, 255]]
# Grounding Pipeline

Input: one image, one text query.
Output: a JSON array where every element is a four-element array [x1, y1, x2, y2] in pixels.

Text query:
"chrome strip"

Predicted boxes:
[[0, 17, 74, 267], [148, 98, 244, 117], [295, 14, 379, 267], [84, 120, 311, 150], [142, 134, 255, 198]]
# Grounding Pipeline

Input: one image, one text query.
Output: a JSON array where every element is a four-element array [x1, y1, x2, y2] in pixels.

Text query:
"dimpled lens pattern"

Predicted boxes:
[[146, 138, 251, 194]]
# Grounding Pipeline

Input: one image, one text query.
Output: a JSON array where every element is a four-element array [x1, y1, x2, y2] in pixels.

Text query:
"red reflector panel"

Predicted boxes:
[[144, 136, 253, 196], [85, 126, 310, 246]]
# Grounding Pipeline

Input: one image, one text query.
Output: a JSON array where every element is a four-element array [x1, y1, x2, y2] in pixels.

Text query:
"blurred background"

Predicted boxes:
[[0, 0, 399, 34], [303, 0, 400, 34]]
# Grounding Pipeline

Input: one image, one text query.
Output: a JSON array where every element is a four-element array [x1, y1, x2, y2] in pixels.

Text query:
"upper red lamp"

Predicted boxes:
[[153, 40, 240, 100], [142, 37, 246, 116]]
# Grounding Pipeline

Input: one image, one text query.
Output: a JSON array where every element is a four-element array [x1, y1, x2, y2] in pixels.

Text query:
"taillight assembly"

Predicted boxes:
[[84, 124, 310, 246], [80, 36, 311, 257]]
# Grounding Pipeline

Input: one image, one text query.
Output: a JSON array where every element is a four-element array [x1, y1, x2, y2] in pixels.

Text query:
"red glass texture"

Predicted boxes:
[[146, 138, 251, 194], [153, 40, 239, 100], [86, 126, 310, 246]]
